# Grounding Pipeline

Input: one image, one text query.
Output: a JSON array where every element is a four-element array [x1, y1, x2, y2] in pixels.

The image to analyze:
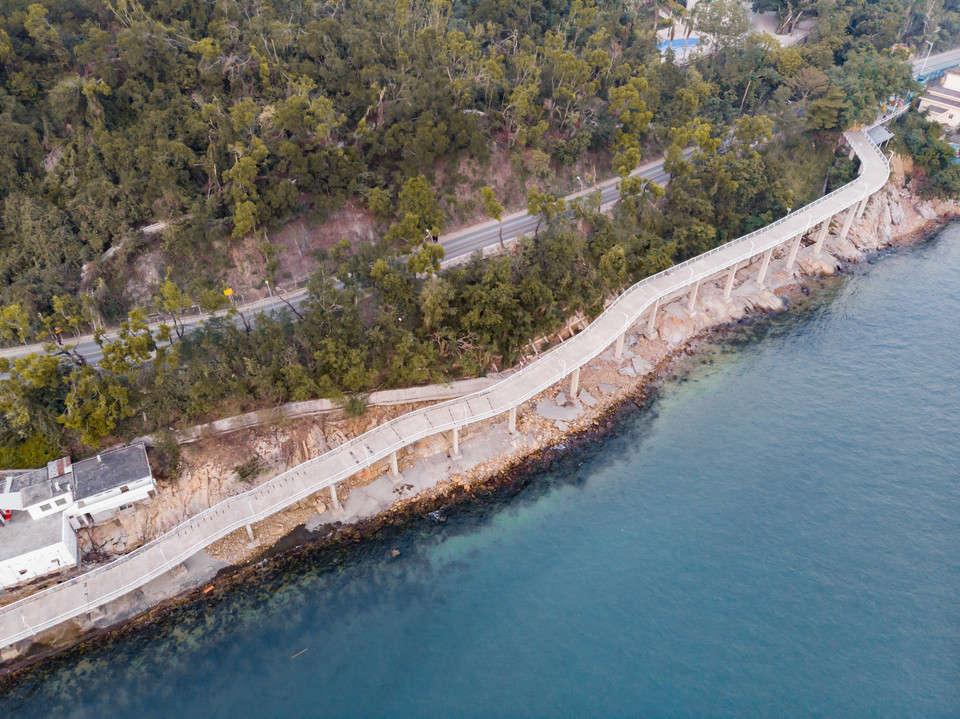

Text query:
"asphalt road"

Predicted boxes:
[[2, 45, 956, 369], [913, 47, 960, 79], [0, 295, 313, 368], [440, 154, 675, 261], [0, 155, 677, 365]]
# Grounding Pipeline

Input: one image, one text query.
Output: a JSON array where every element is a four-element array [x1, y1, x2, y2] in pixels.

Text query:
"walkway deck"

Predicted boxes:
[[0, 131, 890, 650]]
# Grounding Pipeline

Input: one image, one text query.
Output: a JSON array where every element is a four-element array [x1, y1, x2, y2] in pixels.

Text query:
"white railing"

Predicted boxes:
[[0, 131, 891, 649]]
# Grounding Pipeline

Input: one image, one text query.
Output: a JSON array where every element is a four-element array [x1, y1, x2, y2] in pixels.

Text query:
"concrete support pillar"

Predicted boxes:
[[855, 195, 870, 219], [569, 367, 580, 399], [723, 264, 737, 300], [451, 427, 461, 458], [645, 299, 659, 338], [786, 233, 803, 272], [614, 332, 625, 360], [245, 523, 255, 542], [756, 248, 773, 288], [389, 450, 400, 477], [813, 220, 830, 257], [508, 405, 517, 435], [329, 483, 342, 513], [687, 280, 701, 314], [837, 206, 857, 243]]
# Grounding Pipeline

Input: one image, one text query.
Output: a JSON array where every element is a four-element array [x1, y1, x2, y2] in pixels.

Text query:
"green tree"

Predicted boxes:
[[385, 175, 444, 246], [805, 85, 847, 131], [406, 244, 446, 276], [0, 304, 31, 345], [695, 0, 750, 52], [479, 186, 505, 247], [0, 353, 67, 443], [61, 311, 155, 448], [420, 276, 455, 330], [526, 187, 567, 236], [832, 48, 915, 127], [60, 366, 132, 448], [154, 268, 192, 340], [365, 187, 393, 221], [51, 295, 93, 338]]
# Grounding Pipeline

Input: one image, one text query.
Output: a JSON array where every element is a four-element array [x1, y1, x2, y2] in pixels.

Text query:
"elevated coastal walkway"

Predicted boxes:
[[0, 131, 890, 650]]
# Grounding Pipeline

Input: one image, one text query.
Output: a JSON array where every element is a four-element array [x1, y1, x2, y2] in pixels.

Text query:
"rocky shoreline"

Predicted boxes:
[[1, 161, 957, 680]]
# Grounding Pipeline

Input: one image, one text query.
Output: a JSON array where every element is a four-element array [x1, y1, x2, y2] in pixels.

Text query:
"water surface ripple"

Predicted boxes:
[[5, 228, 960, 717]]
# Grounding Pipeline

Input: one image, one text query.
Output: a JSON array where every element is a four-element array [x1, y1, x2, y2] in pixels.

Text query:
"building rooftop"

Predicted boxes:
[[928, 84, 960, 101], [72, 444, 152, 502], [0, 466, 72, 511], [925, 93, 960, 110], [8, 467, 51, 493], [19, 480, 69, 509], [867, 125, 895, 145], [0, 511, 65, 563]]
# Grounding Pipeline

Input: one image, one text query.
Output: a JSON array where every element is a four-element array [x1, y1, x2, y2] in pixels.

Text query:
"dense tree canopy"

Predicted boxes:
[[0, 0, 939, 458]]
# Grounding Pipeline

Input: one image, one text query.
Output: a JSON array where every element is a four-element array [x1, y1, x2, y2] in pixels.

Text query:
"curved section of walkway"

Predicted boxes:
[[0, 131, 890, 649]]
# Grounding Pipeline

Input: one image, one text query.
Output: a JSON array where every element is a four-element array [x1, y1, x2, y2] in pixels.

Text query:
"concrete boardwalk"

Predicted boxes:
[[0, 131, 890, 650]]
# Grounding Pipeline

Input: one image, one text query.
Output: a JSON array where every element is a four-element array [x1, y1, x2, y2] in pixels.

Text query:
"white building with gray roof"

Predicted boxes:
[[0, 512, 77, 589], [0, 444, 156, 589], [919, 69, 960, 129], [69, 444, 155, 528]]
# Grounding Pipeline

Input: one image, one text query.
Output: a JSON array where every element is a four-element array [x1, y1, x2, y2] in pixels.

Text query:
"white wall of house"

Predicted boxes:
[[25, 492, 73, 521], [69, 477, 155, 527], [61, 511, 78, 566], [0, 517, 77, 589], [920, 72, 960, 129], [919, 100, 960, 129], [0, 487, 24, 511], [943, 72, 960, 92]]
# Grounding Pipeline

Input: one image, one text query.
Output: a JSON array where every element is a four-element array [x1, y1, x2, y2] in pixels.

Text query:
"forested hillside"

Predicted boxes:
[[0, 0, 933, 461]]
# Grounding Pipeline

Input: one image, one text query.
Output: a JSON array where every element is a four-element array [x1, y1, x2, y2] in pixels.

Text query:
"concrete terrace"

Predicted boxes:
[[0, 513, 63, 565], [0, 130, 891, 650]]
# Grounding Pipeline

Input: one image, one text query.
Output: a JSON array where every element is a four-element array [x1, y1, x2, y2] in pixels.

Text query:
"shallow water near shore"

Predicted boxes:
[[4, 226, 960, 717]]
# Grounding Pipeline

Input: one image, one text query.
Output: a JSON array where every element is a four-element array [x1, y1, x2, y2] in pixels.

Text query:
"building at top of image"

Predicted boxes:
[[919, 68, 960, 130], [0, 444, 156, 589]]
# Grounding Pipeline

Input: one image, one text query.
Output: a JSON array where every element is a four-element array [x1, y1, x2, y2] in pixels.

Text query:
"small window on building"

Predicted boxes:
[[55, 498, 68, 507], [77, 500, 85, 508], [120, 485, 130, 493], [39, 503, 51, 512]]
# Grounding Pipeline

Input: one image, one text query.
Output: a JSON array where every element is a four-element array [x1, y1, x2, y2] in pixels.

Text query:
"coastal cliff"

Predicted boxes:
[[81, 157, 960, 565], [2, 158, 957, 672]]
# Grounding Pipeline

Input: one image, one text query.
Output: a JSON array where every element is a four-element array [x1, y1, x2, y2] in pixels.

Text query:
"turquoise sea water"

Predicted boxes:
[[4, 226, 960, 717]]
